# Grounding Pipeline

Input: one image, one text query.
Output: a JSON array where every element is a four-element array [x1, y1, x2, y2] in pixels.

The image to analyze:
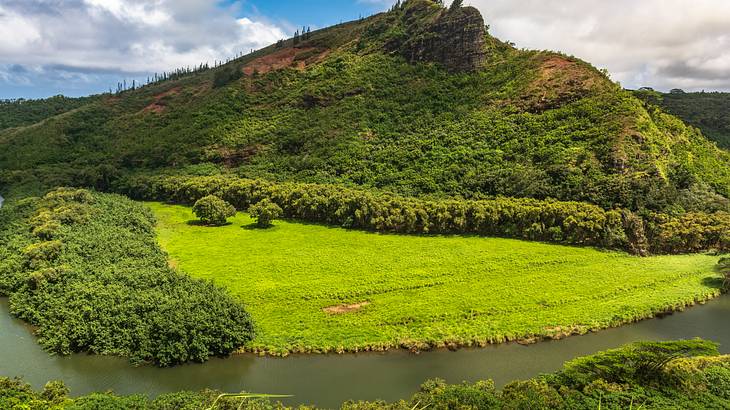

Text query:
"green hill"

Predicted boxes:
[[1, 0, 729, 213], [634, 89, 730, 149], [0, 95, 99, 131]]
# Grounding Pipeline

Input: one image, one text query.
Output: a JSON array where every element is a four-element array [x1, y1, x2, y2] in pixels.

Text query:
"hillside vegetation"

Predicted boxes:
[[4, 340, 730, 409], [150, 202, 722, 355], [0, 189, 254, 366], [0, 95, 99, 131], [635, 90, 730, 149], [1, 0, 729, 215]]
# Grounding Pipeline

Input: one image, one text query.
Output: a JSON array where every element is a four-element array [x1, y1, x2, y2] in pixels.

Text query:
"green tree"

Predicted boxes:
[[193, 195, 236, 226], [248, 199, 283, 228], [41, 381, 69, 404]]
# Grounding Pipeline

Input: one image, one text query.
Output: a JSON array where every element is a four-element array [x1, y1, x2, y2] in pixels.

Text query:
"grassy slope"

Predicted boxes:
[[635, 90, 730, 149], [149, 202, 722, 355], [0, 1, 728, 211]]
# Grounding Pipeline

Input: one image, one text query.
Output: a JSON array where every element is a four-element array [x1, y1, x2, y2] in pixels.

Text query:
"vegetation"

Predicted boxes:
[[0, 189, 254, 366], [0, 1, 728, 216], [193, 195, 237, 226], [150, 202, 723, 356], [248, 199, 283, 228], [635, 90, 730, 149], [720, 257, 730, 290], [123, 174, 730, 255], [3, 340, 730, 409], [0, 95, 99, 131]]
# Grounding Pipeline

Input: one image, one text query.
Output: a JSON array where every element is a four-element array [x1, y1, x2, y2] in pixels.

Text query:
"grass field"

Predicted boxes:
[[148, 202, 724, 355]]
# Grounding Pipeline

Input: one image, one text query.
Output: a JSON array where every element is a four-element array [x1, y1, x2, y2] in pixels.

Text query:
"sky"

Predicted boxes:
[[1, 0, 729, 99]]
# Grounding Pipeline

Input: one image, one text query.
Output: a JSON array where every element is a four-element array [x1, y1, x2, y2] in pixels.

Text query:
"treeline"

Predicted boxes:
[[0, 188, 254, 366], [3, 340, 729, 409], [117, 175, 730, 255]]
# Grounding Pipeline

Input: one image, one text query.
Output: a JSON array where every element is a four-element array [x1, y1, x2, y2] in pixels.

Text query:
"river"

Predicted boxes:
[[1, 193, 728, 407], [1, 296, 728, 408]]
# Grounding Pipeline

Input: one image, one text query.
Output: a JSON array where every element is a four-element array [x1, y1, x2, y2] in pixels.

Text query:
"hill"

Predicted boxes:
[[0, 95, 99, 131], [1, 0, 729, 214], [634, 89, 730, 149]]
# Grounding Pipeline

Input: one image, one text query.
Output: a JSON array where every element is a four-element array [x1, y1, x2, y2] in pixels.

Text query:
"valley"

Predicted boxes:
[[1, 0, 730, 408]]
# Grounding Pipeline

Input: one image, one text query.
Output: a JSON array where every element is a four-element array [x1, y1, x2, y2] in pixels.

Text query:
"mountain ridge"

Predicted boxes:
[[0, 0, 728, 214]]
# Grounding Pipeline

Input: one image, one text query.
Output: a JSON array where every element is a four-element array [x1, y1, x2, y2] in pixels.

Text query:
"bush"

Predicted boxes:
[[0, 189, 255, 366], [720, 257, 730, 289], [248, 199, 283, 228], [213, 65, 243, 88], [193, 195, 236, 226]]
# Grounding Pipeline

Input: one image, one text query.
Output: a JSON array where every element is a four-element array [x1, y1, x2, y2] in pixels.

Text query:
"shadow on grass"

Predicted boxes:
[[241, 223, 278, 231], [702, 276, 725, 290], [185, 220, 233, 227]]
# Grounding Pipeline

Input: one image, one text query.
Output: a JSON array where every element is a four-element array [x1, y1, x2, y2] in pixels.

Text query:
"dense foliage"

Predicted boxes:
[[248, 199, 283, 227], [0, 1, 728, 215], [3, 340, 730, 409], [124, 174, 730, 255], [0, 95, 99, 131], [720, 257, 730, 290], [151, 201, 721, 355], [0, 189, 254, 366], [193, 195, 237, 225], [635, 90, 730, 149]]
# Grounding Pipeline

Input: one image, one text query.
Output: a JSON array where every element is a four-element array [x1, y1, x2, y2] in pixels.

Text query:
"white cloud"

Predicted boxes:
[[466, 0, 730, 91], [0, 0, 287, 96], [0, 5, 42, 54]]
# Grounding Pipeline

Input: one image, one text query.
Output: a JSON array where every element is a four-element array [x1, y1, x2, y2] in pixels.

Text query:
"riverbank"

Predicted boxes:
[[149, 202, 725, 357], [3, 295, 730, 407], [4, 339, 730, 409]]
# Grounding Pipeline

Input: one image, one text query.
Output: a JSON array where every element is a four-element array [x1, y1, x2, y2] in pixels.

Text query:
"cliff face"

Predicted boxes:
[[400, 6, 487, 72]]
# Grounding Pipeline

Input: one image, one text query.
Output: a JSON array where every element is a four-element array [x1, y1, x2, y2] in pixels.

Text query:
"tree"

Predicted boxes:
[[248, 199, 283, 228], [193, 195, 236, 226], [450, 0, 463, 11]]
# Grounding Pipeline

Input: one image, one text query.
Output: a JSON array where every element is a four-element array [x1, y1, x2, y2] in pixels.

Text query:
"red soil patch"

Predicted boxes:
[[323, 301, 370, 315], [517, 55, 606, 112], [242, 47, 328, 76], [142, 87, 181, 114]]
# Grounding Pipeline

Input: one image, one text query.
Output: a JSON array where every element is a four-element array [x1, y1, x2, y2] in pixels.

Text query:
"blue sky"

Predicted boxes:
[[238, 0, 388, 29], [1, 0, 729, 99]]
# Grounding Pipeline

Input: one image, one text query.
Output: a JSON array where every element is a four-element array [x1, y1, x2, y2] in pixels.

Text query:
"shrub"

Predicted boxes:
[[41, 381, 69, 403], [720, 257, 730, 290], [1, 189, 255, 366], [248, 199, 283, 228], [193, 195, 236, 226], [213, 65, 243, 88]]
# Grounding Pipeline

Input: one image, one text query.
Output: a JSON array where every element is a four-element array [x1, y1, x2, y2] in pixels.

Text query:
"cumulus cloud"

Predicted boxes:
[[0, 0, 287, 97], [466, 0, 730, 91]]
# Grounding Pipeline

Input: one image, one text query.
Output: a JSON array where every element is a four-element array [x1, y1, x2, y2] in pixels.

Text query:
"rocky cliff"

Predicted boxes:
[[398, 5, 487, 72]]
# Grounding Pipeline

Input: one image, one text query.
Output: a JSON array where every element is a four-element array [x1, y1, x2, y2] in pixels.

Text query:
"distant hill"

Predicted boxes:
[[634, 89, 730, 149], [1, 0, 728, 212], [0, 95, 99, 131]]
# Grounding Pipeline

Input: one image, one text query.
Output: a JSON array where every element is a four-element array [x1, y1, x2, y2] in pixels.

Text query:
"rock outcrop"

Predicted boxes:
[[400, 5, 487, 72]]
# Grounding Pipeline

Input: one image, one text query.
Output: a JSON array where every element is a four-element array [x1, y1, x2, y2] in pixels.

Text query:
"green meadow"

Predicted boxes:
[[148, 202, 723, 355]]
